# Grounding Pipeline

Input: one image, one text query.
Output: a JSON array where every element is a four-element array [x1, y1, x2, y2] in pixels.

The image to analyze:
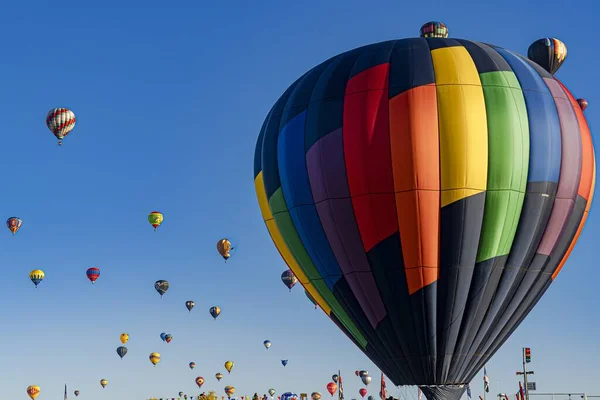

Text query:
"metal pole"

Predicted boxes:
[[522, 348, 529, 400]]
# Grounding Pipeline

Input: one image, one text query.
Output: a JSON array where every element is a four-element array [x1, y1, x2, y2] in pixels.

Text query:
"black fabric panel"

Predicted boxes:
[[254, 111, 269, 178], [425, 38, 462, 51], [454, 182, 557, 379], [420, 385, 467, 400], [305, 50, 362, 152], [367, 233, 424, 383], [455, 40, 512, 73], [437, 192, 486, 382], [388, 38, 435, 98], [347, 41, 396, 80], [409, 282, 438, 384]]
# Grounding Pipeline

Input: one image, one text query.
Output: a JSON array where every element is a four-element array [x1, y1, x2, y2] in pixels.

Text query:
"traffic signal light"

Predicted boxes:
[[525, 347, 531, 363]]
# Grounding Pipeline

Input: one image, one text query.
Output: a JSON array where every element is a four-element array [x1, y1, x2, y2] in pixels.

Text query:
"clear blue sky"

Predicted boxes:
[[1, 0, 598, 399]]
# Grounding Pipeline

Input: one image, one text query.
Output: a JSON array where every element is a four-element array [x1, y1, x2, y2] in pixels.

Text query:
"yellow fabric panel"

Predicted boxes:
[[254, 172, 332, 314], [431, 46, 488, 207]]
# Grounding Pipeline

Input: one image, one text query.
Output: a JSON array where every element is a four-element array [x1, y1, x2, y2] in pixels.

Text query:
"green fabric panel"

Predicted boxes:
[[268, 187, 368, 347], [476, 71, 530, 262]]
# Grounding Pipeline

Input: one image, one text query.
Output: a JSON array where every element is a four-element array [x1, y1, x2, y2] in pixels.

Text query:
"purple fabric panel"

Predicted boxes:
[[537, 78, 583, 256], [306, 129, 387, 326]]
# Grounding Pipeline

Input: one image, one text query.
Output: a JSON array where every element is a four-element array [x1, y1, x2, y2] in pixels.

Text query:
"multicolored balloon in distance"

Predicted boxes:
[[419, 21, 448, 38], [216, 372, 223, 381], [528, 37, 567, 75], [577, 98, 588, 111], [29, 269, 44, 288], [154, 280, 169, 297], [27, 385, 40, 400], [46, 107, 76, 146], [100, 379, 108, 388], [86, 267, 100, 284], [280, 270, 297, 291], [74, 390, 80, 397], [148, 211, 163, 231], [186, 300, 195, 312], [312, 393, 322, 400], [210, 306, 221, 320], [269, 389, 276, 397], [263, 340, 271, 349], [6, 217, 22, 235], [120, 333, 129, 344], [165, 333, 173, 343], [224, 360, 234, 373], [195, 377, 205, 388], [225, 386, 235, 398], [149, 352, 160, 366], [189, 362, 196, 369], [332, 375, 339, 383], [116, 346, 127, 359], [326, 383, 337, 396], [361, 375, 371, 385]]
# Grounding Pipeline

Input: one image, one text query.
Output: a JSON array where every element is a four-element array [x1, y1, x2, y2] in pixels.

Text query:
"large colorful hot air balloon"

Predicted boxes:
[[120, 333, 129, 344], [528, 38, 567, 75], [280, 270, 297, 291], [116, 346, 128, 359], [86, 267, 100, 284], [27, 385, 40, 400], [100, 379, 108, 388], [46, 108, 76, 146], [326, 383, 337, 397], [224, 360, 234, 373], [217, 238, 234, 261], [6, 217, 22, 235], [29, 269, 44, 288], [149, 352, 161, 366], [148, 211, 164, 231], [253, 21, 595, 400], [216, 372, 223, 381], [210, 306, 221, 320], [186, 300, 195, 312], [154, 280, 169, 297], [196, 377, 205, 388]]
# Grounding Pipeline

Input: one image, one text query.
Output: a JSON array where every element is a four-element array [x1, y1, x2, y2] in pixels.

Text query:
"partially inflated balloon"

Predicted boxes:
[[120, 333, 129, 344], [210, 306, 221, 320], [154, 280, 169, 297], [116, 346, 128, 359], [6, 217, 22, 235], [27, 385, 40, 400], [224, 360, 234, 373], [254, 23, 596, 400], [196, 377, 205, 388], [149, 352, 160, 366], [46, 108, 76, 146], [86, 267, 100, 284], [326, 383, 337, 396], [100, 379, 108, 388], [29, 269, 44, 288], [280, 270, 297, 291], [148, 211, 164, 231], [528, 38, 567, 75], [186, 300, 195, 312]]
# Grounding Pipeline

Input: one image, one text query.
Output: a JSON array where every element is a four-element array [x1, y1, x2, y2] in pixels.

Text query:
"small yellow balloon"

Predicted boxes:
[[224, 360, 234, 373], [217, 238, 233, 261], [27, 385, 40, 400], [120, 333, 129, 344], [148, 211, 164, 231], [100, 379, 108, 388], [150, 352, 161, 366], [29, 269, 45, 288]]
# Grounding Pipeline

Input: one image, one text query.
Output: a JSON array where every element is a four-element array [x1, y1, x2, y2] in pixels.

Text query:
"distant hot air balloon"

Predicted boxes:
[[120, 333, 129, 344], [210, 306, 221, 320], [280, 270, 297, 291], [305, 290, 317, 309], [196, 377, 205, 388], [254, 22, 596, 400], [27, 385, 40, 400], [6, 217, 22, 235], [528, 38, 567, 75], [86, 267, 100, 284], [160, 332, 167, 341], [46, 107, 76, 146], [225, 386, 235, 399], [368, 396, 374, 400], [154, 280, 169, 297], [74, 390, 80, 397], [281, 359, 288, 367], [29, 269, 44, 288], [359, 371, 368, 378], [148, 211, 164, 231], [216, 373, 223, 381], [263, 340, 271, 349], [326, 383, 337, 397], [361, 375, 371, 386], [269, 389, 276, 397], [359, 389, 367, 398], [149, 352, 161, 366], [180, 392, 185, 398], [354, 371, 360, 377], [312, 393, 322, 400], [224, 360, 234, 373], [165, 334, 173, 343], [186, 300, 195, 312], [332, 375, 339, 383], [577, 98, 589, 111], [116, 346, 128, 359], [419, 21, 448, 38], [100, 379, 108, 388], [189, 362, 196, 369], [217, 238, 234, 261]]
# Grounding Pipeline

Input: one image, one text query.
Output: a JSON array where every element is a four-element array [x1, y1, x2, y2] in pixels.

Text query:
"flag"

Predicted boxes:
[[518, 381, 525, 400], [467, 385, 472, 399], [338, 371, 344, 400], [379, 373, 387, 400], [483, 367, 490, 393], [64, 384, 67, 400]]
